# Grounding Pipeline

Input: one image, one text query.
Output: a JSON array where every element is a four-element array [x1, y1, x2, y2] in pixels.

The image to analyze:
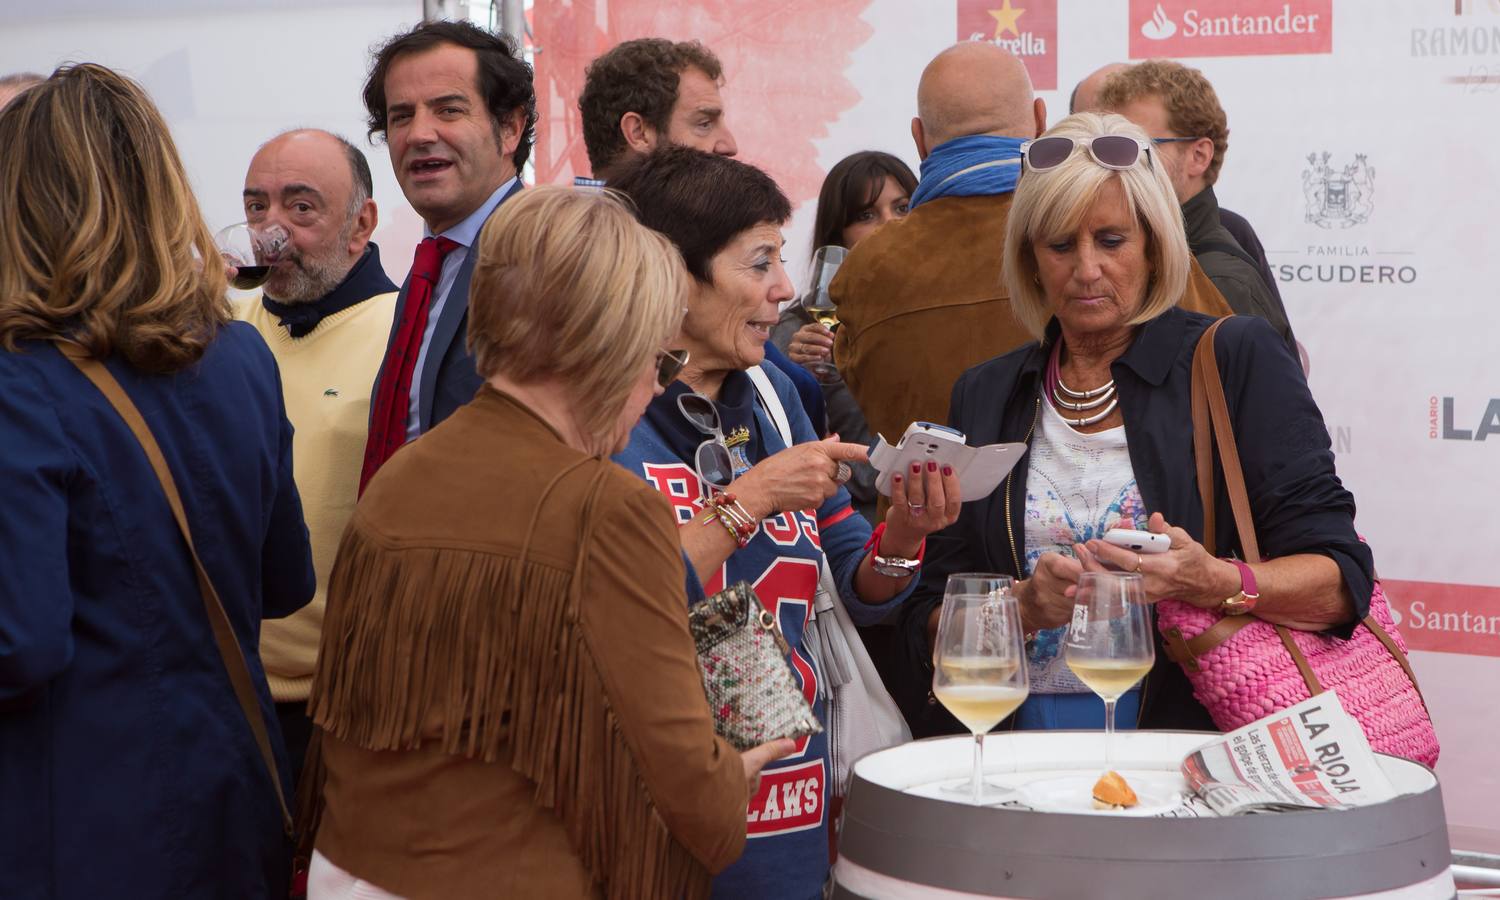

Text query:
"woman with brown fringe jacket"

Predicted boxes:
[[305, 187, 791, 900]]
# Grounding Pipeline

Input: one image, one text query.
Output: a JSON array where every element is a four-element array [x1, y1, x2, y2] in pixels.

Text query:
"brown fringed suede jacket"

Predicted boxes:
[[307, 386, 747, 899]]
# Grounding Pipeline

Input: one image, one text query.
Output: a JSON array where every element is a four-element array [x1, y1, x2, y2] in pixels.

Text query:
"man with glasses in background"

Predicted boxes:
[[1098, 59, 1296, 351]]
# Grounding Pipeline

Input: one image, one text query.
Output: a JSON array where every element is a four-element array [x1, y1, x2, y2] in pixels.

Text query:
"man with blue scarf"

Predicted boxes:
[[830, 42, 1044, 459]]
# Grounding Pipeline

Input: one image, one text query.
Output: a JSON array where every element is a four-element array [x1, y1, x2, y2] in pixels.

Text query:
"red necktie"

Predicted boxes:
[[359, 235, 460, 495]]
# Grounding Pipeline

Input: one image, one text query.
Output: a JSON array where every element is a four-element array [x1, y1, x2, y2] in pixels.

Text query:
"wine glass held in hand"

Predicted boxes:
[[1064, 572, 1155, 770], [215, 222, 289, 291], [932, 574, 1029, 806], [801, 245, 847, 382]]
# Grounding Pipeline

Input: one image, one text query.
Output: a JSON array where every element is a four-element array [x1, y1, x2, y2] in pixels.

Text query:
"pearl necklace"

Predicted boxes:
[[1045, 341, 1118, 427]]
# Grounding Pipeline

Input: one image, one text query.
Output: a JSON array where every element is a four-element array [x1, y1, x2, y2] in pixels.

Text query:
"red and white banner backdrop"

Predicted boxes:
[[533, 0, 1500, 850]]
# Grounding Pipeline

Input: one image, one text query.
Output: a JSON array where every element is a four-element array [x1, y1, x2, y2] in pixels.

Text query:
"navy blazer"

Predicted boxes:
[[377, 179, 523, 435], [893, 307, 1373, 736], [0, 325, 315, 897]]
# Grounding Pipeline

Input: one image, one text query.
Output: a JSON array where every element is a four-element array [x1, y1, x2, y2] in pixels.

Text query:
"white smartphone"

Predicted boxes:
[[1103, 528, 1171, 554]]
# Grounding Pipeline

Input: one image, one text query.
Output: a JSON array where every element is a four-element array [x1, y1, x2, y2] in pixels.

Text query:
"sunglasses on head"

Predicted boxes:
[[677, 392, 735, 488], [655, 349, 689, 389], [1020, 135, 1154, 173]]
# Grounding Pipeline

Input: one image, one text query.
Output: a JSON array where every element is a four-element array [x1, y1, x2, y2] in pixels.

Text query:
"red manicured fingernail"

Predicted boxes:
[[927, 461, 937, 472], [942, 465, 953, 476], [893, 474, 902, 484], [911, 463, 921, 473]]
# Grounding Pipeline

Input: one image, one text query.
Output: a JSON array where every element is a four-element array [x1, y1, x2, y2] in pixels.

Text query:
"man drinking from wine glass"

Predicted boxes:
[[234, 127, 398, 790], [359, 20, 535, 492]]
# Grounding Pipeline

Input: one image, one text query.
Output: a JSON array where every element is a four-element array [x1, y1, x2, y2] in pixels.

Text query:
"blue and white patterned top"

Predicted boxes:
[[1023, 401, 1147, 693]]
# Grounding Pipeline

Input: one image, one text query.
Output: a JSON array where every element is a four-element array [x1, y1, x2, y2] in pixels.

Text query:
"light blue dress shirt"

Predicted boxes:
[[406, 177, 517, 440]]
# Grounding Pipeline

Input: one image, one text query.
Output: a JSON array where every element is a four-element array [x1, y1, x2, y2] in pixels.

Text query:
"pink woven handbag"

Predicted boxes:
[[1157, 320, 1439, 766]]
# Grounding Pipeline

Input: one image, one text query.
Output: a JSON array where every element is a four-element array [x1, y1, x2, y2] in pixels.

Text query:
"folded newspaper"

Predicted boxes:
[[1179, 690, 1401, 816]]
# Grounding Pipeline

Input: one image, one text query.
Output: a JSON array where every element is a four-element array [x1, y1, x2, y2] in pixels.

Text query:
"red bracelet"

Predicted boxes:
[[862, 522, 926, 561]]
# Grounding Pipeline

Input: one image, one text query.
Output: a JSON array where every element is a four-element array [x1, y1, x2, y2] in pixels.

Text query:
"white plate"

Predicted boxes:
[[1016, 772, 1185, 817]]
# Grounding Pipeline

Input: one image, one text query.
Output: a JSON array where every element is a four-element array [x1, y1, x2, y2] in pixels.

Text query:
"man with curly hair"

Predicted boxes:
[[578, 38, 738, 182], [1099, 59, 1295, 350], [358, 21, 536, 488]]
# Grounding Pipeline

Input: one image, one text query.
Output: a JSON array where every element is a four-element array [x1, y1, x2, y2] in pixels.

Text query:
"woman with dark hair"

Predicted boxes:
[[772, 151, 917, 523], [809, 150, 918, 253], [0, 64, 314, 897], [609, 146, 958, 900]]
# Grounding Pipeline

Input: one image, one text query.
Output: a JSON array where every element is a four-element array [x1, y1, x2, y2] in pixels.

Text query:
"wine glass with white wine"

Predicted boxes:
[[801, 245, 847, 382], [1064, 572, 1155, 770], [932, 574, 1029, 805]]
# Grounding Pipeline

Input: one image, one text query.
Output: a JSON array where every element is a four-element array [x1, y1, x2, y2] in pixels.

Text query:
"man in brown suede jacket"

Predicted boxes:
[[832, 43, 1231, 454]]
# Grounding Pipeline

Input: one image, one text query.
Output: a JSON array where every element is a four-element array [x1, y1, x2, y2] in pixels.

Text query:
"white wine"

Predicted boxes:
[[938, 656, 1020, 685], [933, 684, 1028, 734], [1068, 658, 1152, 700], [814, 311, 840, 330]]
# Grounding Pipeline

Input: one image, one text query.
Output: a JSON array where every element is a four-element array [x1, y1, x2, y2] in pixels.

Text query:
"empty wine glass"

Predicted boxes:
[[215, 222, 289, 291], [932, 573, 1029, 805], [1063, 572, 1154, 770], [801, 245, 847, 382]]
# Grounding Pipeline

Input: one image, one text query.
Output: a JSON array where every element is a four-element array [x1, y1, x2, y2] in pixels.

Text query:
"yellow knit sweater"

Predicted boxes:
[[236, 292, 398, 702]]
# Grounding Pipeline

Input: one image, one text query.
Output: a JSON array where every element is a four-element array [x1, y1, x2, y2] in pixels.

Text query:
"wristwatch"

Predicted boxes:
[[864, 522, 925, 577], [1218, 558, 1260, 615], [872, 551, 922, 578]]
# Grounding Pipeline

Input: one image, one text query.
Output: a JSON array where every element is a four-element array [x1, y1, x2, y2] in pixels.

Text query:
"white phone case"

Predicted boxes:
[[869, 424, 1027, 503]]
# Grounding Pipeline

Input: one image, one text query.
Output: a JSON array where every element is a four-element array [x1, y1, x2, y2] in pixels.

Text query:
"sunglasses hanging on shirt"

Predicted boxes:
[[677, 392, 736, 488]]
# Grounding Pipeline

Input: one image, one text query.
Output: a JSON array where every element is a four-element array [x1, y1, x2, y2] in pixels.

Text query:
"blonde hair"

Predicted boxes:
[[1003, 112, 1190, 339], [468, 185, 687, 450], [0, 64, 230, 372]]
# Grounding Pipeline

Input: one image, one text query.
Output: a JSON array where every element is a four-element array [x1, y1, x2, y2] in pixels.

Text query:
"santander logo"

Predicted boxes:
[[1129, 0, 1332, 58], [1141, 4, 1178, 40]]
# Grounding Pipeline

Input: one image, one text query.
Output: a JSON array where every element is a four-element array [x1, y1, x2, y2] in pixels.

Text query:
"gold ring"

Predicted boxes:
[[1134, 553, 1144, 573]]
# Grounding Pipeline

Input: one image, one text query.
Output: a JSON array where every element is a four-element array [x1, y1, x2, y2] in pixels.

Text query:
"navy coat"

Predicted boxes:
[[893, 308, 1373, 737], [0, 324, 315, 899]]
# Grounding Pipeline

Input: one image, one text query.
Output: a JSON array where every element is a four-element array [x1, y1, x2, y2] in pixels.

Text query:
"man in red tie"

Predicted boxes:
[[360, 21, 536, 491]]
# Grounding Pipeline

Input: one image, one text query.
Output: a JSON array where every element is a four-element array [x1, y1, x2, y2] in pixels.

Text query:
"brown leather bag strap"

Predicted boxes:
[[1190, 334, 1218, 557], [1276, 624, 1325, 694], [1162, 615, 1259, 670], [1360, 610, 1428, 706], [1192, 320, 1261, 564], [59, 345, 294, 837]]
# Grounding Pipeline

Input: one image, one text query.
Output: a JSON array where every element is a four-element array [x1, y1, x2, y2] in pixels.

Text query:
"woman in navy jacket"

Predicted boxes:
[[893, 113, 1372, 738], [0, 66, 314, 898]]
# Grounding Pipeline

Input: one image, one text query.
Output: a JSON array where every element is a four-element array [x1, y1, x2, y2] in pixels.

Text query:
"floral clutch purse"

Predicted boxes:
[[689, 581, 823, 751]]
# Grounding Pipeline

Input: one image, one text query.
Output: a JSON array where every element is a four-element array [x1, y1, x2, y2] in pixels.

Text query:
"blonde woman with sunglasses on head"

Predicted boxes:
[[305, 186, 791, 900], [891, 113, 1374, 739]]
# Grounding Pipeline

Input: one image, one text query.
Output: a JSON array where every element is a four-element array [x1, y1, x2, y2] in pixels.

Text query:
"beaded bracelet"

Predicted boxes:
[[700, 491, 757, 548]]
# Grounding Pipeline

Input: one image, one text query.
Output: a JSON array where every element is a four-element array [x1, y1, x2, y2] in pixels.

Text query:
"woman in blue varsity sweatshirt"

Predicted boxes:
[[609, 146, 962, 899]]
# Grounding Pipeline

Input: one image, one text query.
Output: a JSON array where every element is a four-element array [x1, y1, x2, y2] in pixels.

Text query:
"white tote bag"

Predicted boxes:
[[745, 365, 912, 796]]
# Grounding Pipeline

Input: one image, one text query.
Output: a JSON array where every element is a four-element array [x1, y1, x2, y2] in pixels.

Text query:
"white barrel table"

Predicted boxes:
[[833, 731, 1452, 899]]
